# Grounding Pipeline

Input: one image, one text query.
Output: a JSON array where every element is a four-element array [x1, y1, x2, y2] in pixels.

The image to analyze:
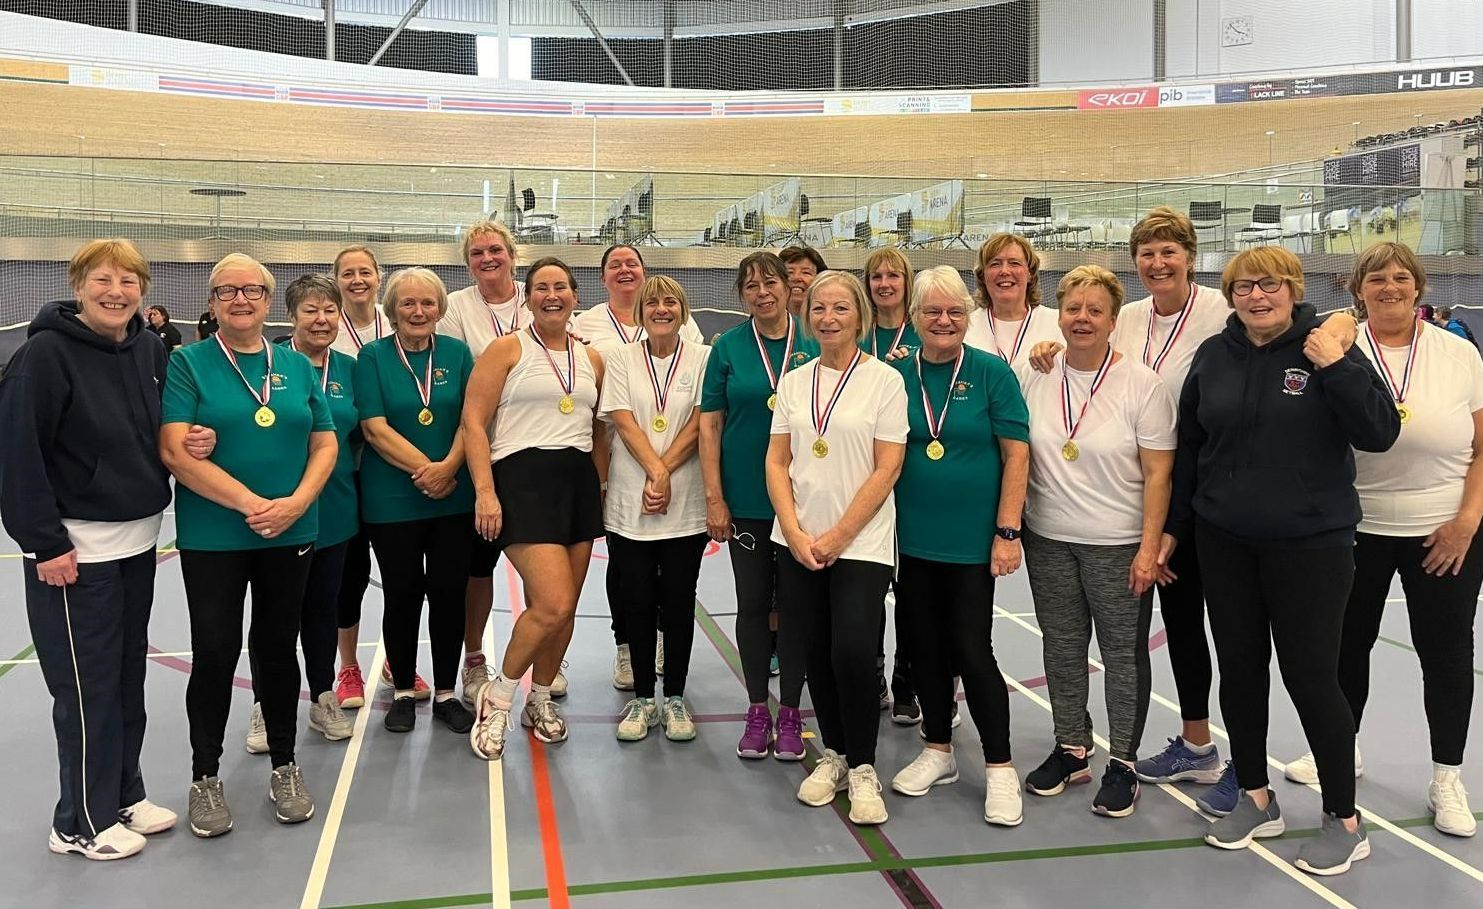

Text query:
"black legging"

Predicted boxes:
[[1196, 521, 1357, 817], [607, 532, 708, 698], [1157, 540, 1211, 722], [897, 554, 1011, 763], [776, 555, 893, 768], [366, 513, 472, 693], [1340, 531, 1481, 765], [336, 527, 372, 630], [877, 580, 914, 700], [250, 540, 348, 701], [729, 516, 806, 707]]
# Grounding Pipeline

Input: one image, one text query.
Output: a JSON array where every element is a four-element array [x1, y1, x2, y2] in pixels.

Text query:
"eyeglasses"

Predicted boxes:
[[1230, 277, 1284, 297], [729, 524, 757, 551], [212, 284, 268, 302], [919, 308, 969, 323]]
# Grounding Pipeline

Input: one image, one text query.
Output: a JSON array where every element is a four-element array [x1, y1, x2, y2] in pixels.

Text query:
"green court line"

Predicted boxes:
[[1377, 634, 1483, 678], [0, 643, 36, 682]]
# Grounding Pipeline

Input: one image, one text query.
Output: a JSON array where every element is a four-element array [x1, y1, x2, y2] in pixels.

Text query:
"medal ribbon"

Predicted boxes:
[[1142, 283, 1198, 374], [811, 349, 864, 439], [915, 347, 965, 443], [872, 320, 909, 358], [643, 339, 684, 418], [1363, 320, 1418, 405], [1060, 346, 1115, 441], [752, 316, 796, 394], [393, 333, 435, 412], [344, 310, 382, 351], [607, 306, 645, 345], [289, 338, 330, 393], [485, 288, 521, 337], [987, 306, 1036, 364], [215, 332, 273, 410], [529, 325, 576, 398]]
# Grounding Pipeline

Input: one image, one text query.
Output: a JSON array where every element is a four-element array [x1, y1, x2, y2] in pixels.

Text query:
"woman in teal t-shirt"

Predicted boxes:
[[699, 252, 819, 762], [160, 254, 338, 837], [354, 267, 475, 737], [886, 266, 1031, 828]]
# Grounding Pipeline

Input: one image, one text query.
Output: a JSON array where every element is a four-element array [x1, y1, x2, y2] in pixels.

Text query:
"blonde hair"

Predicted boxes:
[[381, 267, 449, 325], [209, 253, 275, 301], [972, 233, 1041, 309], [638, 275, 691, 327], [1129, 206, 1198, 279], [802, 271, 873, 343], [333, 244, 381, 278], [1348, 241, 1426, 319], [1222, 246, 1305, 306], [863, 248, 915, 315], [460, 219, 519, 265], [69, 239, 151, 296], [910, 266, 974, 320], [1057, 265, 1126, 319]]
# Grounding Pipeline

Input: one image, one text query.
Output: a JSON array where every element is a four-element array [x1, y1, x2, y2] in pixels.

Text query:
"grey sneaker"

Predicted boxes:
[[269, 763, 315, 824], [244, 703, 268, 754], [522, 698, 569, 743], [1296, 811, 1371, 876], [1205, 791, 1284, 849], [188, 776, 233, 838], [309, 691, 353, 741]]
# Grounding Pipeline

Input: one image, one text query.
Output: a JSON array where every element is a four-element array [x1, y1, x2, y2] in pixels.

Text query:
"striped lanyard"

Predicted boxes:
[[393, 334, 435, 414], [607, 305, 645, 344], [988, 306, 1035, 364], [872, 320, 909, 358], [752, 316, 796, 395], [1060, 345, 1114, 442], [529, 325, 576, 400], [289, 338, 330, 393], [916, 347, 965, 443], [485, 287, 521, 337], [1142, 283, 1198, 374], [811, 349, 864, 439], [1363, 320, 1419, 406], [344, 310, 382, 351], [644, 339, 684, 417], [215, 332, 273, 410]]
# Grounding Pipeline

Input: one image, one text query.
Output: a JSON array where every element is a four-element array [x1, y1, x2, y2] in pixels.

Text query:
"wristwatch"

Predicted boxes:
[[995, 526, 1021, 541]]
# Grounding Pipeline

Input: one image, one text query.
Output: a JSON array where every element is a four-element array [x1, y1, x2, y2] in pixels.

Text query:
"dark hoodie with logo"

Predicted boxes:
[[0, 302, 171, 562], [1166, 302, 1400, 547]]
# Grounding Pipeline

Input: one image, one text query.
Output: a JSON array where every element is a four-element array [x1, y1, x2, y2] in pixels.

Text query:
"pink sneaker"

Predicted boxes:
[[382, 661, 431, 701], [736, 704, 772, 759], [774, 705, 806, 761], [335, 664, 365, 709]]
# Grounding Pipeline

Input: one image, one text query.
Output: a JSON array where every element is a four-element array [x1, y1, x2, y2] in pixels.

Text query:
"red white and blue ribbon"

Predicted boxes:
[[393, 333, 435, 412], [811, 349, 864, 439], [529, 325, 576, 396], [872, 319, 909, 358], [1363, 320, 1419, 406], [916, 347, 965, 442], [752, 315, 796, 393], [216, 332, 273, 409], [988, 306, 1036, 363], [1060, 345, 1115, 441], [485, 290, 521, 337], [1142, 283, 1198, 374], [343, 311, 382, 350], [608, 305, 645, 344], [644, 339, 683, 417], [289, 337, 329, 393]]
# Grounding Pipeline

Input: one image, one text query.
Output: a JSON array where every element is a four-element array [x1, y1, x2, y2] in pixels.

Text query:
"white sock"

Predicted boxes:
[[1185, 739, 1216, 755], [394, 689, 416, 701], [1434, 762, 1463, 776], [529, 683, 553, 706], [489, 675, 519, 709], [434, 692, 457, 704]]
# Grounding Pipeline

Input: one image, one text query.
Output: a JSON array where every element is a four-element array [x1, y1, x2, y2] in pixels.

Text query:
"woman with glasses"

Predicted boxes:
[[700, 252, 819, 761], [160, 254, 338, 836], [963, 234, 1062, 369], [886, 267, 1031, 827], [1169, 247, 1399, 875]]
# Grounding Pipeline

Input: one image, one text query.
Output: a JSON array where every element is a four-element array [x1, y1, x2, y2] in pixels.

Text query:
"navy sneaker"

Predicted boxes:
[[1026, 744, 1094, 796], [1134, 736, 1223, 784], [1196, 760, 1241, 817], [1092, 759, 1140, 818]]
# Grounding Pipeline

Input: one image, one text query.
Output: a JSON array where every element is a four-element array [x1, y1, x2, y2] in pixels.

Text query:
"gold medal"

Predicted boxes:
[[925, 439, 945, 461], [811, 438, 829, 459], [1397, 403, 1411, 424], [418, 407, 435, 426], [255, 405, 276, 428], [767, 393, 777, 412], [558, 394, 576, 414], [652, 414, 669, 433], [1061, 440, 1079, 461]]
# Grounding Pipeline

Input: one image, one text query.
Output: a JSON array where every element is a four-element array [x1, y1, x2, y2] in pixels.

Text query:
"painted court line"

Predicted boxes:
[[0, 643, 36, 681], [299, 639, 388, 909], [485, 576, 511, 909], [995, 604, 1483, 888]]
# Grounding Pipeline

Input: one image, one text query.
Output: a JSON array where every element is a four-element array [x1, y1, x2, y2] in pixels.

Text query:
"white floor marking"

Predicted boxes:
[[0, 639, 431, 669], [996, 604, 1483, 886], [486, 601, 512, 909]]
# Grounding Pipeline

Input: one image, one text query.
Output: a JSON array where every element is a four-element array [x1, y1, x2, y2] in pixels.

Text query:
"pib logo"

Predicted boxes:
[[1077, 87, 1157, 110]]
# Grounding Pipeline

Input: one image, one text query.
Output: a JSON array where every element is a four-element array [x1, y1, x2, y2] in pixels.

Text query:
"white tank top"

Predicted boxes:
[[490, 329, 600, 463]]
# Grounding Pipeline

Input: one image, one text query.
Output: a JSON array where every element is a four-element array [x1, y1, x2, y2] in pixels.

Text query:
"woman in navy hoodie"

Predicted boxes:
[[1163, 246, 1399, 876], [0, 240, 180, 861]]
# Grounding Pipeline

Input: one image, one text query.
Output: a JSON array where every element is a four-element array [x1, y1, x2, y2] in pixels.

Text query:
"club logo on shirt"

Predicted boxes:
[[327, 380, 345, 399], [1282, 368, 1310, 396], [679, 370, 695, 388], [432, 367, 449, 386], [951, 380, 973, 401], [270, 373, 287, 389], [791, 352, 811, 366]]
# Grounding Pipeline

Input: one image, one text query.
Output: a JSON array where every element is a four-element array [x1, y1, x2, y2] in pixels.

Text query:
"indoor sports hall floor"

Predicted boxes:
[[2, 509, 1480, 909]]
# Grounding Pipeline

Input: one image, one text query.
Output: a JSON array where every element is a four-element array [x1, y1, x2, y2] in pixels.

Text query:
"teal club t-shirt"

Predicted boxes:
[[279, 341, 359, 548], [353, 335, 475, 524], [162, 338, 335, 551], [893, 344, 1030, 564]]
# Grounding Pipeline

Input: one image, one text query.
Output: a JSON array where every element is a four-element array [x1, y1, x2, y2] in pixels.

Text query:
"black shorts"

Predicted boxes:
[[494, 447, 605, 548], [470, 528, 502, 579]]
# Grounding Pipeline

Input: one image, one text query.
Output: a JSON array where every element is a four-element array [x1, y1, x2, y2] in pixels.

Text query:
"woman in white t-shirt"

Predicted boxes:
[[1282, 243, 1481, 837], [599, 276, 712, 743], [1016, 265, 1176, 820], [962, 233, 1062, 369], [767, 271, 908, 826]]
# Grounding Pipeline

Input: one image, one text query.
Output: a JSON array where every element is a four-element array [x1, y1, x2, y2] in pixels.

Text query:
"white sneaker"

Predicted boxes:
[[521, 698, 569, 743], [613, 644, 635, 691], [1284, 745, 1364, 785], [660, 696, 696, 742], [1429, 767, 1477, 837], [550, 662, 569, 699], [244, 702, 268, 754], [616, 697, 658, 741], [308, 691, 352, 741], [118, 798, 177, 835], [470, 689, 513, 761], [461, 661, 495, 707], [847, 765, 889, 825], [892, 747, 959, 796], [48, 823, 145, 861], [655, 631, 666, 675], [984, 766, 1024, 826], [798, 748, 850, 806]]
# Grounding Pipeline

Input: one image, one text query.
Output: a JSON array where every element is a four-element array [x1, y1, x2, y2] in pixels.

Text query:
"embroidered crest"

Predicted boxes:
[[1282, 368, 1309, 395]]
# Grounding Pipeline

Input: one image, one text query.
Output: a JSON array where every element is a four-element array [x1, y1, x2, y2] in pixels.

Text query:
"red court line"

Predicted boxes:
[[505, 560, 572, 909]]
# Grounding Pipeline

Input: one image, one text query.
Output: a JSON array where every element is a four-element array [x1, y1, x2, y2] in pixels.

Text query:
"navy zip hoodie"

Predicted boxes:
[[0, 302, 171, 562], [1167, 302, 1400, 547]]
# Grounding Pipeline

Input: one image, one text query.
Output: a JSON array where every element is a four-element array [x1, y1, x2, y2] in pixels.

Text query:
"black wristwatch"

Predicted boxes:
[[995, 526, 1021, 541]]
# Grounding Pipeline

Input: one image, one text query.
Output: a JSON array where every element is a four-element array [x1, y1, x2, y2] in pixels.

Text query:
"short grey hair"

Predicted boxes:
[[381, 267, 449, 325], [910, 266, 975, 320]]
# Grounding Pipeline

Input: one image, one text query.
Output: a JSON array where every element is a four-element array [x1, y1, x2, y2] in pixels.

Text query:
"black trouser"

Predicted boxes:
[[1196, 521, 1357, 816], [730, 516, 806, 707], [25, 550, 156, 837], [1157, 540, 1211, 722], [337, 527, 372, 631], [182, 545, 315, 776], [777, 555, 893, 768], [366, 513, 471, 693], [248, 540, 348, 702], [607, 532, 708, 698], [897, 554, 1011, 763], [1341, 531, 1482, 765], [876, 580, 915, 700], [606, 532, 665, 650]]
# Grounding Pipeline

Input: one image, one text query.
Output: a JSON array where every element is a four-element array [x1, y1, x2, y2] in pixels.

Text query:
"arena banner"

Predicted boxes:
[[1157, 84, 1216, 107], [830, 205, 872, 247], [1217, 64, 1483, 103], [907, 180, 966, 244], [761, 178, 803, 242], [1076, 86, 1158, 109]]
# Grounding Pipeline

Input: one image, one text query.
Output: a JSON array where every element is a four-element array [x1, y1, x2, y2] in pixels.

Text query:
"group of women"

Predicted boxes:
[[4, 209, 1476, 876]]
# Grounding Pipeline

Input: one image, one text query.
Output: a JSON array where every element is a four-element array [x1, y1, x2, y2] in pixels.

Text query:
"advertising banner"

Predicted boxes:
[[1077, 86, 1158, 109]]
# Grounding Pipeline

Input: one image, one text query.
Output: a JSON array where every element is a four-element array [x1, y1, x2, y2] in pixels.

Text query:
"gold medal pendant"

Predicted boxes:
[[651, 414, 669, 433], [558, 394, 576, 415], [811, 438, 829, 459], [767, 393, 777, 412], [1397, 403, 1411, 424], [1061, 440, 1079, 462], [925, 439, 945, 461], [418, 407, 435, 426], [255, 406, 276, 428]]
